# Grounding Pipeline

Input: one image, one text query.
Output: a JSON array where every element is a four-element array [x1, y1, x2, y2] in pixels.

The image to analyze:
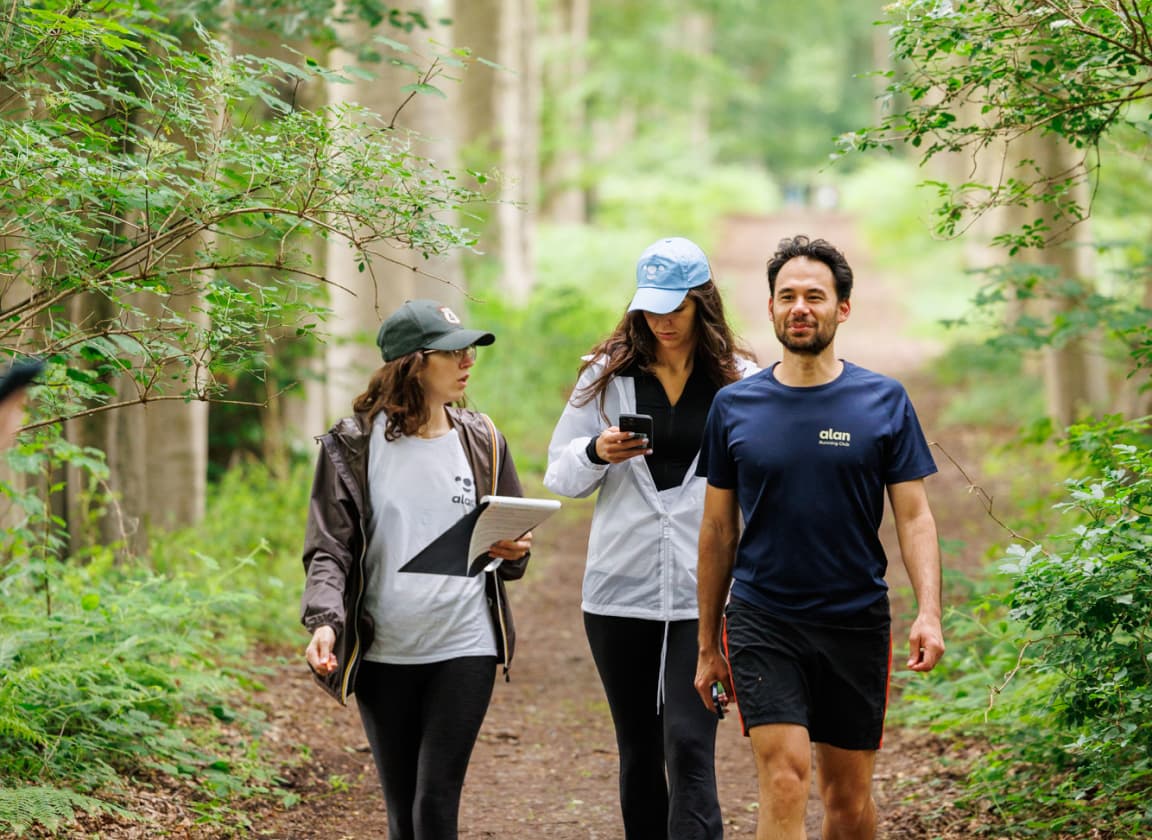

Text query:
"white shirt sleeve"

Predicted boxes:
[[544, 366, 611, 499]]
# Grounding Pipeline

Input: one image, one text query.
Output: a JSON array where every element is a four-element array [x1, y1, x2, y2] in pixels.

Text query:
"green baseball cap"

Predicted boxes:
[[375, 299, 495, 362]]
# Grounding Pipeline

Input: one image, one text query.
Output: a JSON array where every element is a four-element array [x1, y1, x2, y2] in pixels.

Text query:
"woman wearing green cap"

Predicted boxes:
[[300, 299, 531, 840], [544, 238, 757, 839]]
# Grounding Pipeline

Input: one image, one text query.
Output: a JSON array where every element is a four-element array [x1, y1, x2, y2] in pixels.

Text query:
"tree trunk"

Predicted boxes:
[[495, 0, 539, 302], [681, 11, 712, 155], [1023, 133, 1109, 426], [540, 0, 589, 223], [961, 125, 1110, 426], [1114, 270, 1152, 418], [89, 263, 210, 551], [322, 8, 465, 422], [455, 0, 540, 303]]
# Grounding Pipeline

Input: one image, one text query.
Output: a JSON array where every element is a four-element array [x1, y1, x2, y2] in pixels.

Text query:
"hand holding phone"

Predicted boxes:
[[711, 681, 727, 719], [618, 413, 654, 452]]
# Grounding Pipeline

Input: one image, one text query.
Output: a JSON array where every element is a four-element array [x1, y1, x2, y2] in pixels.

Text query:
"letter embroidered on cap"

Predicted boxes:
[[438, 306, 462, 325]]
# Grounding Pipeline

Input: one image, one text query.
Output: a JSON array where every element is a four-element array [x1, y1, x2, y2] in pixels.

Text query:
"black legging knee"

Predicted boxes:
[[584, 613, 723, 840], [355, 656, 497, 840]]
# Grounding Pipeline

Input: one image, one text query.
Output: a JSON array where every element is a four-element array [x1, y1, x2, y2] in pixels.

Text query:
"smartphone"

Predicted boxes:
[[618, 413, 654, 450], [711, 682, 727, 719]]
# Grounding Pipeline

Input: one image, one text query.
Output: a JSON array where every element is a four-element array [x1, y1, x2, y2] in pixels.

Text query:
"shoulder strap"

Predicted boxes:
[[481, 413, 499, 495]]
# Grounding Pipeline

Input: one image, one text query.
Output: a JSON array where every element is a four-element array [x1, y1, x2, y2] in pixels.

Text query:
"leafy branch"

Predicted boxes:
[[842, 0, 1152, 237]]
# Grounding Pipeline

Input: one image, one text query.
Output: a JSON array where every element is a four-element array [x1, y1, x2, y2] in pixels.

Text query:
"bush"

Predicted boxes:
[[0, 454, 316, 834], [898, 416, 1152, 836], [149, 457, 312, 643], [0, 554, 273, 834], [1001, 419, 1152, 773]]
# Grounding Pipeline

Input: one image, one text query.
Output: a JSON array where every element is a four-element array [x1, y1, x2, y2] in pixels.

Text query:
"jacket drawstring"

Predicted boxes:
[[655, 619, 670, 712]]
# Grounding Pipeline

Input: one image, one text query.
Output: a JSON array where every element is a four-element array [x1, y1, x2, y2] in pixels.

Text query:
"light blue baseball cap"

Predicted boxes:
[[627, 237, 712, 314]]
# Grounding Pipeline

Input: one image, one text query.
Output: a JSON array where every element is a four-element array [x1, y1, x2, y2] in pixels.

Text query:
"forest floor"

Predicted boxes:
[[67, 211, 1019, 838]]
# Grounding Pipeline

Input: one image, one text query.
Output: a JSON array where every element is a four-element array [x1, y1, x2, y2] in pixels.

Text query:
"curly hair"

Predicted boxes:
[[572, 280, 754, 419], [353, 353, 468, 441], [766, 235, 854, 301]]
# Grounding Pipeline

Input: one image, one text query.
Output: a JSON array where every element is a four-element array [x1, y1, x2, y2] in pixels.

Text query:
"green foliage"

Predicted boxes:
[[899, 417, 1152, 835], [0, 786, 129, 837], [149, 458, 313, 642], [593, 164, 780, 247], [0, 554, 273, 834], [962, 257, 1152, 365], [843, 0, 1152, 245], [1004, 420, 1152, 758], [2, 0, 479, 432]]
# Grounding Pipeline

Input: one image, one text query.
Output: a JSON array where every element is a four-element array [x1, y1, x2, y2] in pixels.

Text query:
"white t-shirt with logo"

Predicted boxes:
[[361, 416, 496, 663]]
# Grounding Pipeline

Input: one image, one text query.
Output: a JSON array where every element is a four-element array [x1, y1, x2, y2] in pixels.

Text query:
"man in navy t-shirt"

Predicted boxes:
[[694, 235, 944, 839]]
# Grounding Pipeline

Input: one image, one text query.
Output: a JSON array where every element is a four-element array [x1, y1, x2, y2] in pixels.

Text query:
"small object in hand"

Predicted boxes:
[[711, 682, 726, 719], [618, 413, 654, 451]]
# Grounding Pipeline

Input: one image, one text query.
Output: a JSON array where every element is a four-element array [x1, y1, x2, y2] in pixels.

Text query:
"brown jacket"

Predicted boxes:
[[300, 407, 529, 705]]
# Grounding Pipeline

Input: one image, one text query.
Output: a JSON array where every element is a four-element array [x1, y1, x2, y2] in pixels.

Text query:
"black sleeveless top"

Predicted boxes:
[[627, 362, 718, 491]]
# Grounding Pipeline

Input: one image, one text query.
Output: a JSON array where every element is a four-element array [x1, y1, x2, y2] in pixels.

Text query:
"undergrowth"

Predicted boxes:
[[894, 417, 1152, 837], [0, 458, 314, 836]]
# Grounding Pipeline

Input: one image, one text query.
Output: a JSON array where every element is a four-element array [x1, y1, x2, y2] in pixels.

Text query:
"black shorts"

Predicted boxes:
[[724, 598, 891, 750]]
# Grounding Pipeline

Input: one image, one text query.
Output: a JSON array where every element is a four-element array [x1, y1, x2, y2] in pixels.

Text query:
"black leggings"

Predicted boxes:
[[584, 613, 722, 840], [355, 656, 497, 840]]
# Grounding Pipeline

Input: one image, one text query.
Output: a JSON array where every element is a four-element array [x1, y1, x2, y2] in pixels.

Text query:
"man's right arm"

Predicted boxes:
[[695, 483, 740, 710]]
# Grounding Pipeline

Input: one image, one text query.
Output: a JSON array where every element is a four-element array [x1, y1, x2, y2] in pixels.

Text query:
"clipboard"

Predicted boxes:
[[399, 495, 561, 577]]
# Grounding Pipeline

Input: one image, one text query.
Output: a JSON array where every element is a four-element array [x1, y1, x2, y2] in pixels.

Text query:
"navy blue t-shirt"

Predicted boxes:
[[696, 362, 937, 624]]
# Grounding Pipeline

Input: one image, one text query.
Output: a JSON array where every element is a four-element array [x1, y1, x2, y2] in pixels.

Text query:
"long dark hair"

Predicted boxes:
[[572, 280, 753, 418], [353, 352, 468, 441]]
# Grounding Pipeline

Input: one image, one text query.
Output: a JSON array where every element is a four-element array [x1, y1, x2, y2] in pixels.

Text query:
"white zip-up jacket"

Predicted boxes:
[[544, 357, 758, 621]]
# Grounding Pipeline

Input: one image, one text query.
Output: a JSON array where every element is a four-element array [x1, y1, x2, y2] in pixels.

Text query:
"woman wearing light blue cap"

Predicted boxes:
[[545, 238, 758, 839]]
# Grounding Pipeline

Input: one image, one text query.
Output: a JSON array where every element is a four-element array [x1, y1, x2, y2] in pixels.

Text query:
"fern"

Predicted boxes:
[[0, 785, 129, 836], [0, 712, 47, 747]]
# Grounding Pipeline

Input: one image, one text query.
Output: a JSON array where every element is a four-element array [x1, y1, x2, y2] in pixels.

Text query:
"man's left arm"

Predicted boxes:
[[888, 479, 945, 672]]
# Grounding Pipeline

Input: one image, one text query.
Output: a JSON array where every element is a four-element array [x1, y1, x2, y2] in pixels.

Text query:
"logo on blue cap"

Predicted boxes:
[[628, 237, 712, 315]]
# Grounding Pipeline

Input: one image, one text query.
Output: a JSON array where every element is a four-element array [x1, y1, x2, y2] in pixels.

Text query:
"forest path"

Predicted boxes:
[[252, 210, 998, 839]]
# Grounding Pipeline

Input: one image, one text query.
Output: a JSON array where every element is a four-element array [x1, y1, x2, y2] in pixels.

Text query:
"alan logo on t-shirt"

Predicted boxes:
[[452, 475, 477, 508], [818, 427, 852, 447]]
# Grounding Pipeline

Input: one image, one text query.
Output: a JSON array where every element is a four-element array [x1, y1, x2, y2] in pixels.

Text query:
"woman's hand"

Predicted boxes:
[[594, 426, 651, 464], [488, 531, 532, 561], [305, 625, 338, 675]]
